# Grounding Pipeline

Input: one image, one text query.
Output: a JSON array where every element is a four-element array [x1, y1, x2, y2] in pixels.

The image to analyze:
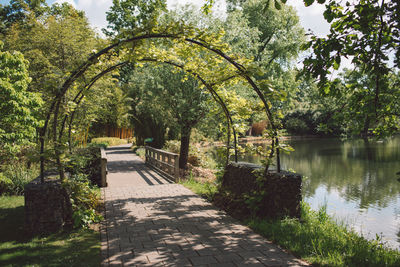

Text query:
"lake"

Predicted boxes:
[[212, 136, 400, 250]]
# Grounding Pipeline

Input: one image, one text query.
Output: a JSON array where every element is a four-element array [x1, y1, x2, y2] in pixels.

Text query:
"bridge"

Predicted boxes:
[[101, 144, 309, 266]]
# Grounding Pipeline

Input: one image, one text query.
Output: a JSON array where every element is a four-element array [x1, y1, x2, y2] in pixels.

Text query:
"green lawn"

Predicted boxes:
[[0, 196, 101, 267]]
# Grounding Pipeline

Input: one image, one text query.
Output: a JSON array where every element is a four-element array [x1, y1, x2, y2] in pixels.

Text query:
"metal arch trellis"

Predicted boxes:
[[40, 33, 281, 182], [57, 58, 238, 170]]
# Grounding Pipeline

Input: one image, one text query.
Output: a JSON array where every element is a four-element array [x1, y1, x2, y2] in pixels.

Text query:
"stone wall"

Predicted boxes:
[[215, 162, 302, 220], [25, 175, 72, 235]]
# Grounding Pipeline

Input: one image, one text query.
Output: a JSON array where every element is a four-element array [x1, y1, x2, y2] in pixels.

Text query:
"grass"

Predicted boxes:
[[181, 179, 400, 267], [0, 196, 101, 267], [179, 176, 218, 201], [90, 137, 128, 147]]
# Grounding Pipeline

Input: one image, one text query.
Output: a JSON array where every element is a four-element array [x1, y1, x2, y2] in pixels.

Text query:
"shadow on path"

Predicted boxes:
[[101, 145, 309, 266]]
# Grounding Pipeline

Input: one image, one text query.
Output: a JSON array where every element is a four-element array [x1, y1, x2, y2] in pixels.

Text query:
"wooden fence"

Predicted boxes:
[[105, 126, 134, 139], [145, 146, 179, 180]]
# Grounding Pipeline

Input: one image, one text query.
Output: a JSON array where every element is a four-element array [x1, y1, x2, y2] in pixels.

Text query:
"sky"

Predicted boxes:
[[0, 0, 331, 37]]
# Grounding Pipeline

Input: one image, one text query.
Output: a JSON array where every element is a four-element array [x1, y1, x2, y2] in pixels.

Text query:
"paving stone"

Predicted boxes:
[[189, 255, 218, 265], [101, 144, 310, 267], [215, 252, 243, 263]]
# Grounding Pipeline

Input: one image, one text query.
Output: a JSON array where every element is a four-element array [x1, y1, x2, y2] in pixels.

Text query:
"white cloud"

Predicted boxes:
[[288, 1, 330, 37], [54, 0, 112, 32]]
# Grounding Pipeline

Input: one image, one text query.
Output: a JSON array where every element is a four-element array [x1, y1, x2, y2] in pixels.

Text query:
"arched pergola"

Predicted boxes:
[[59, 59, 238, 166], [39, 31, 281, 181]]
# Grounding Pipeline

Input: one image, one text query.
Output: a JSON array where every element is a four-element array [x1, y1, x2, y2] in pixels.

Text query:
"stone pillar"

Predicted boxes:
[[217, 162, 302, 220], [25, 176, 72, 235]]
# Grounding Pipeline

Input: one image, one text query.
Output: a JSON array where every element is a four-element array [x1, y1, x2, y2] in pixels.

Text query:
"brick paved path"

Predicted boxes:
[[101, 144, 309, 266]]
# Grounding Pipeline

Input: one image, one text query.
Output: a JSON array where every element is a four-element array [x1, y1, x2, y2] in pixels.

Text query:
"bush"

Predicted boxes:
[[66, 147, 102, 187], [163, 140, 180, 153], [90, 137, 128, 147], [0, 162, 39, 195], [285, 118, 309, 135], [163, 140, 207, 167], [134, 147, 146, 159], [283, 110, 317, 135], [62, 174, 103, 228]]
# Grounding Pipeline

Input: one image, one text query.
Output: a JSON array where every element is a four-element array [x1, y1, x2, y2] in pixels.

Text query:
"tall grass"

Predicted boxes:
[[0, 162, 39, 195], [248, 203, 400, 267]]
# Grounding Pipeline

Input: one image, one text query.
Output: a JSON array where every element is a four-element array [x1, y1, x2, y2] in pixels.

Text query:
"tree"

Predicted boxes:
[[104, 0, 166, 38], [121, 62, 210, 169], [301, 0, 400, 137], [156, 66, 210, 169], [225, 0, 305, 130], [0, 0, 47, 36], [0, 41, 43, 159], [1, 2, 112, 144]]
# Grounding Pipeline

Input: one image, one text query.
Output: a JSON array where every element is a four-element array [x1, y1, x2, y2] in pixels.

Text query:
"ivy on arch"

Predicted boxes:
[[39, 24, 282, 181]]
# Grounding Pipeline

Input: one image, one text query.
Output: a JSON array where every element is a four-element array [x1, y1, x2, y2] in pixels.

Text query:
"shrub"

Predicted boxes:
[[65, 147, 102, 187], [90, 137, 128, 147], [134, 147, 146, 159], [163, 140, 180, 154], [62, 174, 103, 228], [163, 140, 207, 167], [285, 117, 309, 135], [0, 162, 39, 195]]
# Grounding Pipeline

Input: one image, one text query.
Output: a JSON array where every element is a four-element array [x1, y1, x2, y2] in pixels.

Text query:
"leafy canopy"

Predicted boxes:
[[0, 41, 43, 156]]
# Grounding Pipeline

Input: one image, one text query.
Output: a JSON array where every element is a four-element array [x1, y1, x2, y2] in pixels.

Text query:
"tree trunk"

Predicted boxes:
[[362, 115, 370, 138], [179, 126, 191, 170]]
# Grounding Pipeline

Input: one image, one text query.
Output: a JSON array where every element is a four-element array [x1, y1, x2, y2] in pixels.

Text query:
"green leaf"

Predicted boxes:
[[274, 0, 282, 10], [304, 0, 315, 7]]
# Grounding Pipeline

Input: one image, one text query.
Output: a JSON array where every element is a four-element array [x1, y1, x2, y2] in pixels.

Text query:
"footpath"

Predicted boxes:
[[101, 144, 309, 266]]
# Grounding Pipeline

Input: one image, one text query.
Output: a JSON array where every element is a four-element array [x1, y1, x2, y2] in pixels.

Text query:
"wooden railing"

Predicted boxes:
[[145, 146, 179, 180], [100, 147, 108, 187]]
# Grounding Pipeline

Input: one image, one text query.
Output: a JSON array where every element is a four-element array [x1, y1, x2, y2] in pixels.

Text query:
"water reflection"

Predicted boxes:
[[211, 136, 400, 249], [280, 138, 400, 210]]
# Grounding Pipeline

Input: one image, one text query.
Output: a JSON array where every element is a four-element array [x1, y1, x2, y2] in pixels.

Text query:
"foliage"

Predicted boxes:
[[163, 140, 208, 167], [0, 195, 100, 266], [0, 41, 43, 158], [62, 174, 103, 228], [104, 0, 167, 38], [163, 140, 181, 154], [90, 137, 128, 147], [134, 146, 146, 159], [301, 0, 400, 138], [0, 162, 39, 196], [225, 0, 305, 118], [1, 1, 114, 153], [65, 147, 102, 185], [179, 176, 218, 202], [284, 118, 310, 135], [248, 202, 400, 266]]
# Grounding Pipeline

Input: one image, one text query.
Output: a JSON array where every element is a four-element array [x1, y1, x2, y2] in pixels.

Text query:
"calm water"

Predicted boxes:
[[214, 136, 400, 249]]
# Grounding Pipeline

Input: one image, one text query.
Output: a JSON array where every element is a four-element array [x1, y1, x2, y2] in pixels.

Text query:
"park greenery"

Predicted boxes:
[[181, 178, 400, 266], [0, 0, 400, 265]]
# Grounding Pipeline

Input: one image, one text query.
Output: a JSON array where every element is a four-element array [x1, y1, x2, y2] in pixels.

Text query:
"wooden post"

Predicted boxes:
[[174, 155, 180, 180], [167, 155, 172, 175], [161, 154, 166, 171], [100, 147, 107, 187]]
